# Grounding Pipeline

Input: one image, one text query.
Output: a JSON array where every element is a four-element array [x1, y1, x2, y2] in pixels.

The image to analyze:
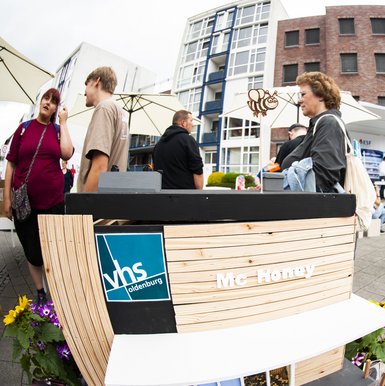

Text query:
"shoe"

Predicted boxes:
[[35, 290, 47, 306]]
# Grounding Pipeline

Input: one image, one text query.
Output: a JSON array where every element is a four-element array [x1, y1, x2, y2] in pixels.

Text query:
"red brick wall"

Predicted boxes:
[[274, 5, 385, 104]]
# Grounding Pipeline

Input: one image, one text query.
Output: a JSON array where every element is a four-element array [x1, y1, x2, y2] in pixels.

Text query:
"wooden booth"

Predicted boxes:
[[38, 191, 385, 386]]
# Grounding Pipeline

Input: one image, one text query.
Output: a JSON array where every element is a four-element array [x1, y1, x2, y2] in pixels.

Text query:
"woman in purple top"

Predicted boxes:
[[3, 88, 73, 304]]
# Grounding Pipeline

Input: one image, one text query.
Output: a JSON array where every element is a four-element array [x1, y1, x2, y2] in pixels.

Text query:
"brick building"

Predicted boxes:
[[272, 5, 385, 157]]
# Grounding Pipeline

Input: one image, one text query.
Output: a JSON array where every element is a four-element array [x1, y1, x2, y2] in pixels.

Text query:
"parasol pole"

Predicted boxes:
[[247, 89, 279, 192]]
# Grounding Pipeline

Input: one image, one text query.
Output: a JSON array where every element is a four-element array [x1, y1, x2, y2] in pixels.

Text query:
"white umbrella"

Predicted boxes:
[[69, 93, 201, 136], [0, 36, 54, 104], [222, 86, 380, 127]]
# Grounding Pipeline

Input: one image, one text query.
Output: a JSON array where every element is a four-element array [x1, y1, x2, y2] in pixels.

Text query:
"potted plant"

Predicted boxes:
[[2, 295, 81, 386], [345, 300, 385, 381]]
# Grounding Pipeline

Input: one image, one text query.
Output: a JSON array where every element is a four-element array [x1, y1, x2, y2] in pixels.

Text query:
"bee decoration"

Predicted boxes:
[[247, 88, 279, 118]]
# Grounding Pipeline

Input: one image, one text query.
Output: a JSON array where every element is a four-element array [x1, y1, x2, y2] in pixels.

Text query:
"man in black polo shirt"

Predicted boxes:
[[275, 123, 308, 168], [153, 110, 204, 189]]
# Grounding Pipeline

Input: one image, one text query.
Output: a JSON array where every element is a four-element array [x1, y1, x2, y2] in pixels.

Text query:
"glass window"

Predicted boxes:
[[233, 26, 252, 48], [200, 39, 210, 57], [236, 5, 255, 25], [226, 10, 235, 28], [283, 64, 298, 83], [215, 13, 224, 31], [258, 24, 268, 44], [185, 41, 198, 62], [178, 65, 194, 87], [304, 62, 320, 72], [285, 31, 299, 47], [378, 96, 385, 106], [260, 2, 270, 20], [230, 51, 249, 75], [251, 48, 266, 72], [204, 18, 214, 35], [371, 18, 385, 34], [248, 75, 263, 90], [305, 28, 320, 45], [375, 54, 385, 73], [339, 18, 355, 35], [341, 53, 357, 73], [190, 21, 203, 39]]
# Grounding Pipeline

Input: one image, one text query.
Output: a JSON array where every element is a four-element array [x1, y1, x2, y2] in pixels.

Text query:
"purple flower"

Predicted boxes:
[[30, 321, 40, 328], [39, 303, 53, 318], [56, 343, 71, 360], [352, 352, 366, 366], [36, 340, 46, 351]]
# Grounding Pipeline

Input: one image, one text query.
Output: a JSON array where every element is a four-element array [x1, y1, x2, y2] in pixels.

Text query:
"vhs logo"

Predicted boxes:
[[95, 233, 170, 302]]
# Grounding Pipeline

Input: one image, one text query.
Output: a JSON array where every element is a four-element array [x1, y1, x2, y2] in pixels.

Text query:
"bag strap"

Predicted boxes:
[[24, 124, 49, 184], [312, 113, 352, 155]]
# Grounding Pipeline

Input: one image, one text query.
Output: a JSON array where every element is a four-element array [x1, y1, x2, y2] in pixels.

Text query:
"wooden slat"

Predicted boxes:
[[164, 217, 355, 238], [167, 243, 354, 273], [296, 346, 345, 385], [168, 251, 353, 284], [170, 262, 353, 295], [176, 292, 350, 332], [174, 276, 352, 316], [171, 268, 353, 303], [39, 215, 114, 386], [175, 286, 350, 326], [166, 234, 354, 261], [164, 225, 354, 250]]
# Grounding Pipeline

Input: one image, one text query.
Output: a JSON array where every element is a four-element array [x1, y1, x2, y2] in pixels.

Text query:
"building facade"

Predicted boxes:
[[173, 0, 289, 174], [273, 5, 385, 157]]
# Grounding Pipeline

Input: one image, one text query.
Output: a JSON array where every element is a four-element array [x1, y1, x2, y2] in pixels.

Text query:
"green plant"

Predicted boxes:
[[207, 172, 225, 186], [207, 172, 256, 189], [2, 296, 81, 386], [345, 300, 385, 367]]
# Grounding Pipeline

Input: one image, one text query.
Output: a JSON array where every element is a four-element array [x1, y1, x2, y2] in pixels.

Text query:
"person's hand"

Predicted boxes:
[[58, 105, 68, 124], [3, 197, 12, 220]]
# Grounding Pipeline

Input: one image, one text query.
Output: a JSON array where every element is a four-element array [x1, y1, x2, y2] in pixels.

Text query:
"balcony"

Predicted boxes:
[[204, 100, 222, 112], [208, 70, 225, 83], [201, 131, 217, 143]]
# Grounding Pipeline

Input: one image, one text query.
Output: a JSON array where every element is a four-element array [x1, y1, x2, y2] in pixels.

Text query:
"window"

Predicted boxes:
[[283, 64, 298, 83], [304, 62, 320, 72], [250, 48, 266, 72], [371, 18, 385, 34], [184, 41, 198, 62], [229, 51, 249, 75], [233, 26, 253, 48], [248, 75, 263, 90], [285, 31, 299, 47], [339, 18, 355, 35], [236, 5, 255, 25], [378, 97, 385, 106], [177, 89, 201, 114], [305, 28, 320, 45], [190, 21, 203, 39], [205, 151, 217, 165], [375, 53, 385, 73], [340, 53, 357, 73]]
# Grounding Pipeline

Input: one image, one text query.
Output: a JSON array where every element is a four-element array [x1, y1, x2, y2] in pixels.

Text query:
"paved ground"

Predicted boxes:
[[0, 229, 384, 385]]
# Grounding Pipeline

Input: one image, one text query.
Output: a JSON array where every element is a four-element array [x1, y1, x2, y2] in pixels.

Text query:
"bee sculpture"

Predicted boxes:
[[247, 88, 279, 117]]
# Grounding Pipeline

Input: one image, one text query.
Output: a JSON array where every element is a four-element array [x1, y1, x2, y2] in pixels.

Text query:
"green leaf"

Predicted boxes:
[[20, 353, 32, 384], [40, 323, 64, 342], [12, 338, 23, 361], [4, 324, 18, 337], [29, 313, 44, 321], [17, 329, 30, 349]]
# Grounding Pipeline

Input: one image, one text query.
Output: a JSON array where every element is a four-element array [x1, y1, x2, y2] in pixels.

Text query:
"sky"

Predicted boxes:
[[1, 0, 385, 142]]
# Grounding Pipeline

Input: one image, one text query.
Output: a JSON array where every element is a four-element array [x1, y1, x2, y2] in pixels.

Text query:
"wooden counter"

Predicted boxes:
[[37, 191, 385, 386]]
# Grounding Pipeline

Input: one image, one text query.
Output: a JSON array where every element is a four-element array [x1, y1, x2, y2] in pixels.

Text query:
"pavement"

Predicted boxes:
[[0, 230, 385, 385]]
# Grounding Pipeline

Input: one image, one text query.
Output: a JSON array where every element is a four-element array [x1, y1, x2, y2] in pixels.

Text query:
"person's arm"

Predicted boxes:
[[58, 105, 74, 160], [193, 173, 204, 190], [4, 161, 15, 219], [83, 151, 109, 192]]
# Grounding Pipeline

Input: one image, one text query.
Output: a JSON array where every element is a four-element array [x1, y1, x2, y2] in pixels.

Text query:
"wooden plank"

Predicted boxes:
[[169, 262, 353, 294], [50, 216, 105, 384], [176, 292, 350, 332], [38, 215, 114, 386], [296, 346, 345, 385], [164, 217, 355, 238], [39, 216, 95, 385], [164, 225, 354, 250], [167, 243, 354, 273], [174, 276, 352, 316], [167, 252, 353, 284], [175, 286, 350, 326], [171, 269, 353, 303], [166, 234, 354, 261]]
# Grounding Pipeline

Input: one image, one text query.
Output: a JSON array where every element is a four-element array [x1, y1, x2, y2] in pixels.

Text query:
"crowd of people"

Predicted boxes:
[[2, 69, 359, 303]]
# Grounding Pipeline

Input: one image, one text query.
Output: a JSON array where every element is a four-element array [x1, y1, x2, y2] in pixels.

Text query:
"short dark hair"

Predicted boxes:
[[172, 110, 191, 125], [85, 66, 117, 94], [288, 123, 307, 132]]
